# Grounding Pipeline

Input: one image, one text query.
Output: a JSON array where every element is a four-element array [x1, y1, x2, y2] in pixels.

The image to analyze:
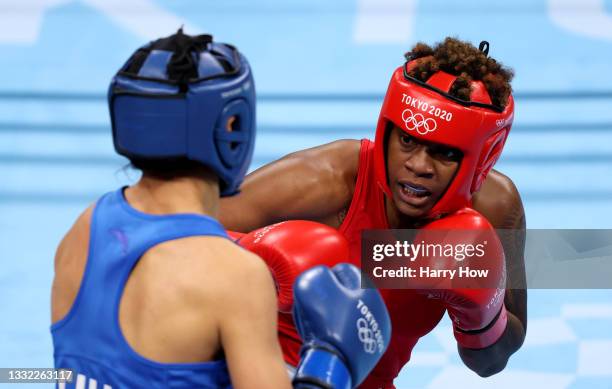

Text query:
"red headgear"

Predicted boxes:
[[374, 57, 514, 219]]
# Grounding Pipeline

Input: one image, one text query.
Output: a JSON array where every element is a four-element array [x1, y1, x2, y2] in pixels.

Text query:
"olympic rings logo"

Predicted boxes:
[[356, 318, 377, 354], [401, 108, 437, 135]]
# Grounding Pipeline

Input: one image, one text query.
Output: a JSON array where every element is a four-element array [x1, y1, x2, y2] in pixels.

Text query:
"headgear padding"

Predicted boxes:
[[373, 52, 514, 218], [109, 30, 255, 196]]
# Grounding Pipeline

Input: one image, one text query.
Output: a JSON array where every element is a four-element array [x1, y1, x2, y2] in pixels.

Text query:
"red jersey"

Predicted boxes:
[[278, 139, 446, 389]]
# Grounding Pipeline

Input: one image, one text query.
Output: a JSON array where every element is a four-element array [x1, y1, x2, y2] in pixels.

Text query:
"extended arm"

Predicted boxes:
[[219, 140, 360, 231]]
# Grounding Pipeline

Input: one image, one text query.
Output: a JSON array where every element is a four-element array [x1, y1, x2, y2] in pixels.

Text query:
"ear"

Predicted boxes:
[[471, 129, 508, 193]]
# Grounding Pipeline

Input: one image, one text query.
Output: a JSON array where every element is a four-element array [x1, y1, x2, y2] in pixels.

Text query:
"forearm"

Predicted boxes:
[[457, 311, 525, 377], [459, 256, 528, 376], [219, 194, 268, 232], [455, 261, 528, 376]]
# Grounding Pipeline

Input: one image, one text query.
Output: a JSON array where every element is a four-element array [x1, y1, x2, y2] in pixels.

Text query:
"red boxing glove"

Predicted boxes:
[[226, 230, 246, 242], [239, 220, 350, 312], [415, 208, 507, 349]]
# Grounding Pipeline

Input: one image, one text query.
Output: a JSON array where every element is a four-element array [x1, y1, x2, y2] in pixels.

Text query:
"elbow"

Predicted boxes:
[[475, 358, 508, 378], [471, 329, 523, 377], [460, 314, 526, 378], [460, 350, 510, 378], [477, 363, 506, 378]]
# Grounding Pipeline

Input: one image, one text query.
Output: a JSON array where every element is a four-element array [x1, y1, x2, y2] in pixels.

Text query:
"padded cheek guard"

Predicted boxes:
[[373, 61, 514, 218], [109, 38, 256, 197]]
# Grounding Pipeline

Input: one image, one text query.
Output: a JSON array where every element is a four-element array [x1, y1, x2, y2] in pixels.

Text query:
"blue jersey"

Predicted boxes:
[[52, 188, 232, 388]]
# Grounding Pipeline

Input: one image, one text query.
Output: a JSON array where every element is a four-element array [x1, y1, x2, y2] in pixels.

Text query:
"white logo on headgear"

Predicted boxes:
[[401, 108, 437, 135], [496, 116, 512, 129]]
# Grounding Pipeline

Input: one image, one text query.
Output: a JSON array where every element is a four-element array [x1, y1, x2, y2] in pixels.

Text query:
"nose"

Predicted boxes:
[[404, 145, 434, 178]]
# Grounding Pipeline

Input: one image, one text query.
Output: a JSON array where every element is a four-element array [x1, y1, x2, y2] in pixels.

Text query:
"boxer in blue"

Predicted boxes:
[[50, 29, 390, 389]]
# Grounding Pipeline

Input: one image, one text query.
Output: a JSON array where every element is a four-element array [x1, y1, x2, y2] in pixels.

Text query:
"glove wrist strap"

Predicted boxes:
[[293, 347, 351, 389], [454, 303, 508, 349]]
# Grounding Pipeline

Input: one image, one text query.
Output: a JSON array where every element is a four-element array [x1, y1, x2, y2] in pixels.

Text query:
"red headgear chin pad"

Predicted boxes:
[[374, 65, 514, 218]]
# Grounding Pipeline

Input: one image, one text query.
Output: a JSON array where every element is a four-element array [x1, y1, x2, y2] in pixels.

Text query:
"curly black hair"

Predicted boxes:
[[405, 37, 514, 108]]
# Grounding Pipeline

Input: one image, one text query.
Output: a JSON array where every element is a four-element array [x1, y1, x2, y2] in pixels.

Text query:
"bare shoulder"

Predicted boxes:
[[223, 247, 275, 302], [213, 242, 273, 288], [178, 238, 275, 304], [55, 204, 95, 263], [484, 170, 521, 204], [197, 240, 277, 322], [297, 138, 361, 197], [52, 204, 95, 322], [472, 170, 525, 229], [63, 204, 94, 241], [292, 139, 361, 226]]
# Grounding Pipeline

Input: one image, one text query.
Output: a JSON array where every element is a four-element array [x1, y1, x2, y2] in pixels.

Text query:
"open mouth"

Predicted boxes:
[[396, 181, 433, 208], [399, 181, 432, 198]]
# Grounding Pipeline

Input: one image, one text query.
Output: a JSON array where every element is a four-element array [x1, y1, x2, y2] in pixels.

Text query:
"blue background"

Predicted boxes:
[[1, 0, 612, 387]]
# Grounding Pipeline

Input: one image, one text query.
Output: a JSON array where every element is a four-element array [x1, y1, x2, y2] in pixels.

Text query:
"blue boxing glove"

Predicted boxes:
[[292, 264, 391, 389]]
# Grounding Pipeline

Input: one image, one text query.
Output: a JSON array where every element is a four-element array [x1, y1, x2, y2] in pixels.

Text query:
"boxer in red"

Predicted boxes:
[[221, 38, 527, 388]]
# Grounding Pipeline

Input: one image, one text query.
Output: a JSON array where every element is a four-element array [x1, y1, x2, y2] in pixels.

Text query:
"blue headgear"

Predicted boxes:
[[109, 30, 255, 196]]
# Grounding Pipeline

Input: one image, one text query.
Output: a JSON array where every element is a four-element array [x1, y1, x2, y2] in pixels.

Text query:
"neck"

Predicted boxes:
[[384, 196, 430, 229], [385, 196, 406, 229], [125, 170, 220, 218]]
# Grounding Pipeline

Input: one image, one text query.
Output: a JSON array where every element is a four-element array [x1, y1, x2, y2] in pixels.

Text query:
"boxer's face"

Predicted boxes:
[[386, 126, 461, 218]]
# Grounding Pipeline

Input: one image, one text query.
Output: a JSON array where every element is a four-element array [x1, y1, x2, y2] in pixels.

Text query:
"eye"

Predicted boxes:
[[429, 145, 462, 162], [399, 134, 415, 147]]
